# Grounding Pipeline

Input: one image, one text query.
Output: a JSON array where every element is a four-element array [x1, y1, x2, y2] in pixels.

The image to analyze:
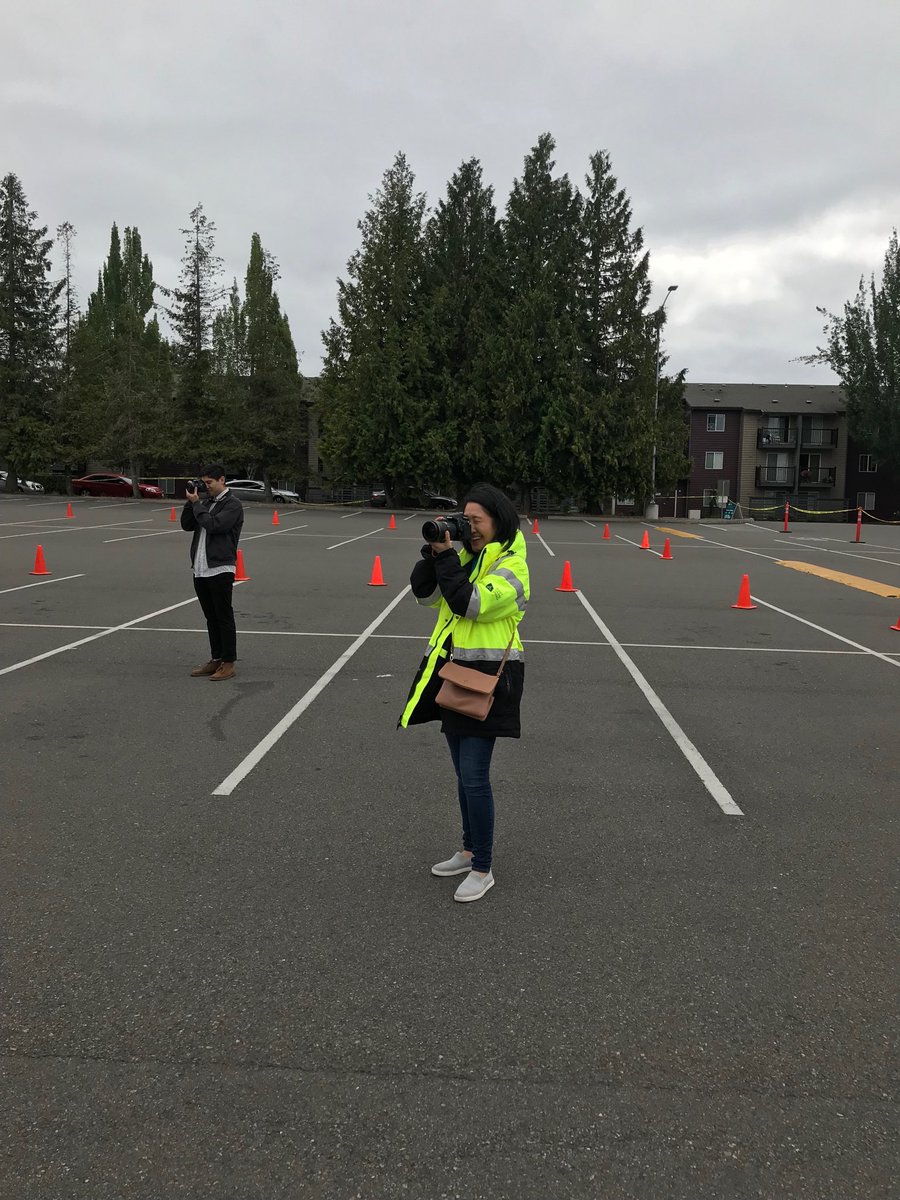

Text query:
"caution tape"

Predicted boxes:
[[749, 501, 900, 523]]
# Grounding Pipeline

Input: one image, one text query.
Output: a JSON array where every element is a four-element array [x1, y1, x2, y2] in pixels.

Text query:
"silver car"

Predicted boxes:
[[0, 470, 44, 493], [225, 478, 300, 504]]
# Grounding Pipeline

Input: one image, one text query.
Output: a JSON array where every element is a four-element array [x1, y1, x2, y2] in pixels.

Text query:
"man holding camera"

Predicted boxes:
[[181, 465, 244, 681]]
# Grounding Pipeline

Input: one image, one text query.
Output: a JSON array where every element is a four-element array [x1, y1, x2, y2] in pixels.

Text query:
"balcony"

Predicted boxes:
[[801, 428, 839, 449], [756, 466, 795, 487], [757, 429, 797, 449], [798, 468, 836, 487]]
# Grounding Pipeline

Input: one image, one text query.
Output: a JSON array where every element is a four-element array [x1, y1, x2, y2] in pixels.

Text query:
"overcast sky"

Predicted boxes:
[[3, 0, 898, 385]]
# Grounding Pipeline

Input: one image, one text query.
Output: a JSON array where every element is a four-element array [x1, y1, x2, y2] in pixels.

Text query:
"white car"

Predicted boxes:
[[0, 470, 44, 493], [225, 479, 300, 504]]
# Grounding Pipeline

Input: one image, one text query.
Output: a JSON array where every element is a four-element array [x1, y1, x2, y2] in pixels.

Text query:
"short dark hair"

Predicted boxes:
[[200, 464, 226, 481], [462, 483, 521, 549]]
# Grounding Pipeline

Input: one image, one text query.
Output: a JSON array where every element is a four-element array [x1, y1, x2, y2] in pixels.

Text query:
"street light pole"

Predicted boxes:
[[648, 284, 679, 517]]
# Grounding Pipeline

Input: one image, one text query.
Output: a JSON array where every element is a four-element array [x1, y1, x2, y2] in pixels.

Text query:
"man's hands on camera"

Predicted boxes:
[[186, 485, 199, 502]]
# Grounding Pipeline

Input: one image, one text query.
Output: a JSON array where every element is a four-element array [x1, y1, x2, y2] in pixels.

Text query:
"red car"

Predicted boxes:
[[71, 473, 163, 499]]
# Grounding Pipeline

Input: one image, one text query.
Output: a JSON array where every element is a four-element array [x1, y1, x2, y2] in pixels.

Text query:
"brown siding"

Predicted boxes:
[[687, 409, 742, 504]]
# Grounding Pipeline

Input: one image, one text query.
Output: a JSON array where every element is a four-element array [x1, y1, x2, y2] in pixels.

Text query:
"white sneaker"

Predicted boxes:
[[431, 851, 473, 877], [454, 870, 495, 903]]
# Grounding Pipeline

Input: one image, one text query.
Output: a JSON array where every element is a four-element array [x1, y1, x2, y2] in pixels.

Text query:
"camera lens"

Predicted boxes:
[[421, 518, 445, 541]]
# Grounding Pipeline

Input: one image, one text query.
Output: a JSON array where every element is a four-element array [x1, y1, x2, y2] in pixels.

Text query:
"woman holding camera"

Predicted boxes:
[[399, 483, 529, 903]]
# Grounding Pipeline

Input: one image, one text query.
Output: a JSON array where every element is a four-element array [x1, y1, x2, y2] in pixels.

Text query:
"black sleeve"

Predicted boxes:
[[180, 501, 197, 531], [190, 496, 242, 534], [410, 548, 438, 598], [432, 548, 474, 617]]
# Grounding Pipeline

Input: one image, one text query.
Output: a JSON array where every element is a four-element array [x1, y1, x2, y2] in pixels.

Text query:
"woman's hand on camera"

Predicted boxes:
[[429, 531, 453, 554]]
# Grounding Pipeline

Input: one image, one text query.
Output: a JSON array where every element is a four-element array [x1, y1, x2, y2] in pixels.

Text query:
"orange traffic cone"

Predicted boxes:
[[890, 613, 900, 631], [368, 555, 386, 586], [272, 509, 280, 526], [731, 574, 757, 610], [65, 501, 74, 519], [169, 506, 177, 522], [389, 514, 396, 529], [532, 517, 540, 534], [640, 530, 650, 549], [555, 561, 577, 592], [661, 537, 673, 560], [30, 545, 51, 576], [602, 523, 610, 540], [234, 549, 250, 582]]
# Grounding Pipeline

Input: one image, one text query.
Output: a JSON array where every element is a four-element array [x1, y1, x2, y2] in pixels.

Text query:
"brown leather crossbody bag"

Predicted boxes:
[[435, 636, 515, 721]]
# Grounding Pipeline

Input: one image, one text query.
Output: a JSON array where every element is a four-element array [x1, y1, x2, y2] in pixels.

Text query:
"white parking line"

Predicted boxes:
[[534, 531, 556, 558], [0, 592, 223, 677], [402, 513, 419, 521], [616, 533, 663, 558], [576, 588, 743, 816], [700, 526, 900, 571], [212, 585, 412, 796], [698, 531, 900, 573], [0, 519, 153, 541], [749, 593, 900, 669], [242, 525, 309, 544], [0, 622, 109, 631], [340, 509, 363, 518], [0, 574, 85, 596], [327, 527, 384, 550], [103, 530, 181, 543]]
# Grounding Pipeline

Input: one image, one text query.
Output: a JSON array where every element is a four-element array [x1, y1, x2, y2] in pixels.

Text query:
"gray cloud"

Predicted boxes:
[[3, 0, 898, 382]]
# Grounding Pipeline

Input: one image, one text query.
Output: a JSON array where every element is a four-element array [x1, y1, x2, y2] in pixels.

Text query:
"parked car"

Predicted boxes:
[[0, 470, 44, 493], [225, 479, 300, 504], [370, 489, 457, 510], [70, 473, 163, 499], [422, 492, 457, 511]]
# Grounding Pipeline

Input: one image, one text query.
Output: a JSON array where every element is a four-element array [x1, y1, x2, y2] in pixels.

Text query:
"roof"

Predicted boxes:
[[684, 383, 846, 414]]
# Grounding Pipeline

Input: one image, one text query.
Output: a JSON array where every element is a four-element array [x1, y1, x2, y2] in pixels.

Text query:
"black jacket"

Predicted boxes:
[[180, 490, 244, 567]]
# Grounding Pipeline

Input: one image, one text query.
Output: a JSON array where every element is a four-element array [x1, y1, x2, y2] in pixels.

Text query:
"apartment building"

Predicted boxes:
[[676, 382, 900, 519]]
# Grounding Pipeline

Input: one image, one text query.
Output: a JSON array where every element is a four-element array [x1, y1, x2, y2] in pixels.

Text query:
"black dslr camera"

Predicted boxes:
[[422, 513, 471, 543], [187, 479, 208, 495]]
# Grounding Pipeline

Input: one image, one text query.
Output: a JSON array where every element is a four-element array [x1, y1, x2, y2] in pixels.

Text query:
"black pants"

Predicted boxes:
[[193, 573, 237, 662]]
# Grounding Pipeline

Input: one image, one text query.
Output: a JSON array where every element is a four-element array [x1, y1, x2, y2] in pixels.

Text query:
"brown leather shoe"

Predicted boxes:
[[209, 662, 236, 681], [191, 659, 222, 677]]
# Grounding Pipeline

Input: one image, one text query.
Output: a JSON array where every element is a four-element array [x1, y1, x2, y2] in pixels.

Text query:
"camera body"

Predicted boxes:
[[422, 512, 472, 543], [187, 479, 208, 495]]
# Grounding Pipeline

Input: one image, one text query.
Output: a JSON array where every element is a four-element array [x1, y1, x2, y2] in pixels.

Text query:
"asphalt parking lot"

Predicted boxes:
[[1, 495, 898, 1199]]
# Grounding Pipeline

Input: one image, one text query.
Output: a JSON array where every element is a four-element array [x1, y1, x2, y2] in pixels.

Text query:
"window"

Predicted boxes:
[[702, 488, 717, 508], [704, 451, 724, 470], [859, 455, 878, 473], [857, 491, 875, 510], [706, 413, 726, 432]]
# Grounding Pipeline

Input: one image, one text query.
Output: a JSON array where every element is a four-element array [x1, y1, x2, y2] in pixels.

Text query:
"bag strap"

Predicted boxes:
[[495, 633, 516, 679]]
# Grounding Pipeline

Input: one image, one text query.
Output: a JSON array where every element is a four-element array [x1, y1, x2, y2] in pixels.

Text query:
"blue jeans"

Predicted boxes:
[[444, 734, 496, 873]]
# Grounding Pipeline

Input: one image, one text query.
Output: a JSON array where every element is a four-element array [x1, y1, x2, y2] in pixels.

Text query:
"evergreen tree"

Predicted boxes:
[[165, 204, 224, 462], [575, 150, 688, 506], [319, 152, 436, 502], [420, 158, 505, 495], [233, 234, 305, 492], [56, 221, 78, 373], [803, 230, 900, 473], [70, 223, 174, 492], [0, 173, 62, 489], [492, 134, 586, 500], [210, 279, 248, 465], [54, 220, 80, 468]]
